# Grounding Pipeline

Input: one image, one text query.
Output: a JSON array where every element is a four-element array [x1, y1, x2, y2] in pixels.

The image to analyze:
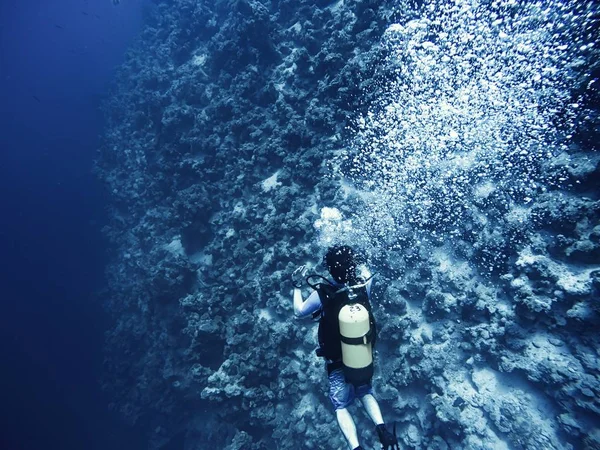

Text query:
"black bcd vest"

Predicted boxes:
[[315, 282, 377, 362]]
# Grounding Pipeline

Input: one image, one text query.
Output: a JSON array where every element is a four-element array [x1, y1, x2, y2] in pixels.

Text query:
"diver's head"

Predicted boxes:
[[324, 245, 359, 284]]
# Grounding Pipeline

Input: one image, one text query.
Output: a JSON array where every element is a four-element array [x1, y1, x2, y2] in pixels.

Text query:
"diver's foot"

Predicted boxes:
[[376, 423, 399, 449]]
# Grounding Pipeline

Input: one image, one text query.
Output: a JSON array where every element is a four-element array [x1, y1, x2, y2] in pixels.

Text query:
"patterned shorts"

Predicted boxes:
[[328, 367, 373, 410]]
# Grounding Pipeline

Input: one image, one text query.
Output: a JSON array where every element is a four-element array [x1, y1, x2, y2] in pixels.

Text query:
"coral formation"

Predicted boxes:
[[96, 0, 599, 448]]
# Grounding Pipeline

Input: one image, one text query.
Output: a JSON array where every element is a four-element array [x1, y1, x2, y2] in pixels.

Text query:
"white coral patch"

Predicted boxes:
[[165, 237, 185, 256], [261, 170, 282, 192], [313, 207, 356, 246], [192, 53, 207, 67]]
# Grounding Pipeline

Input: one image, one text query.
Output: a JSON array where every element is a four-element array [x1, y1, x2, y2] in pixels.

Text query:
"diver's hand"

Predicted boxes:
[[377, 423, 399, 450], [292, 265, 308, 288]]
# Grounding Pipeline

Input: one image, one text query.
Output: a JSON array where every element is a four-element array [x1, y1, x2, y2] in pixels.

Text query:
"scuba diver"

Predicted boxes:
[[292, 245, 399, 450]]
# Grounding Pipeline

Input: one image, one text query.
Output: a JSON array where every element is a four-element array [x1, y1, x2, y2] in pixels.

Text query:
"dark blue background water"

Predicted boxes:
[[0, 1, 147, 448]]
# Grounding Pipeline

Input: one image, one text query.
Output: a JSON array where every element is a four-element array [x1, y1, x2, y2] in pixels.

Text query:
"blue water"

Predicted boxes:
[[0, 1, 147, 448]]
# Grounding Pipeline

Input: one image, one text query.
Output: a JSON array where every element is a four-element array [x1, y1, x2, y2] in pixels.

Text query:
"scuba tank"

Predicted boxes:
[[308, 274, 376, 386], [339, 302, 374, 386]]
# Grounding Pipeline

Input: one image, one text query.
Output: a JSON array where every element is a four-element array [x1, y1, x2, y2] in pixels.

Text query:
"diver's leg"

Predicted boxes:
[[336, 407, 360, 449], [361, 393, 384, 425], [360, 389, 399, 448], [328, 366, 360, 449]]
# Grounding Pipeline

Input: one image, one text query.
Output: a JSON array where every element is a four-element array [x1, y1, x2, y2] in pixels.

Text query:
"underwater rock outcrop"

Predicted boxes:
[[97, 0, 599, 448]]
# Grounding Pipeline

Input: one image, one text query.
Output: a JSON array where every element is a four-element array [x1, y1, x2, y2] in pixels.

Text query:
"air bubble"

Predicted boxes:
[[323, 0, 594, 268]]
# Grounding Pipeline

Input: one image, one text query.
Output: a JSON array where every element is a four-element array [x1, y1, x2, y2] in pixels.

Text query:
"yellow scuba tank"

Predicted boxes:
[[338, 302, 374, 386]]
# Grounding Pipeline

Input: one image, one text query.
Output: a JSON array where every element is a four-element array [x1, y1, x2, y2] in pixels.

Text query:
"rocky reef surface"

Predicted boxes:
[[96, 0, 599, 448]]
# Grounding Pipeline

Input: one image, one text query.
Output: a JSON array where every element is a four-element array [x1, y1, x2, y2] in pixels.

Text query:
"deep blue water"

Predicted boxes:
[[0, 1, 147, 448]]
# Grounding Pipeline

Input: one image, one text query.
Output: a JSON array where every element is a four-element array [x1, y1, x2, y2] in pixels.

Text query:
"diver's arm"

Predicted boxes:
[[293, 288, 305, 317], [294, 289, 321, 318]]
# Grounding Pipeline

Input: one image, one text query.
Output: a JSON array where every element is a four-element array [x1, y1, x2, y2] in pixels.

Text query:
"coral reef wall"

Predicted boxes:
[[96, 0, 599, 449]]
